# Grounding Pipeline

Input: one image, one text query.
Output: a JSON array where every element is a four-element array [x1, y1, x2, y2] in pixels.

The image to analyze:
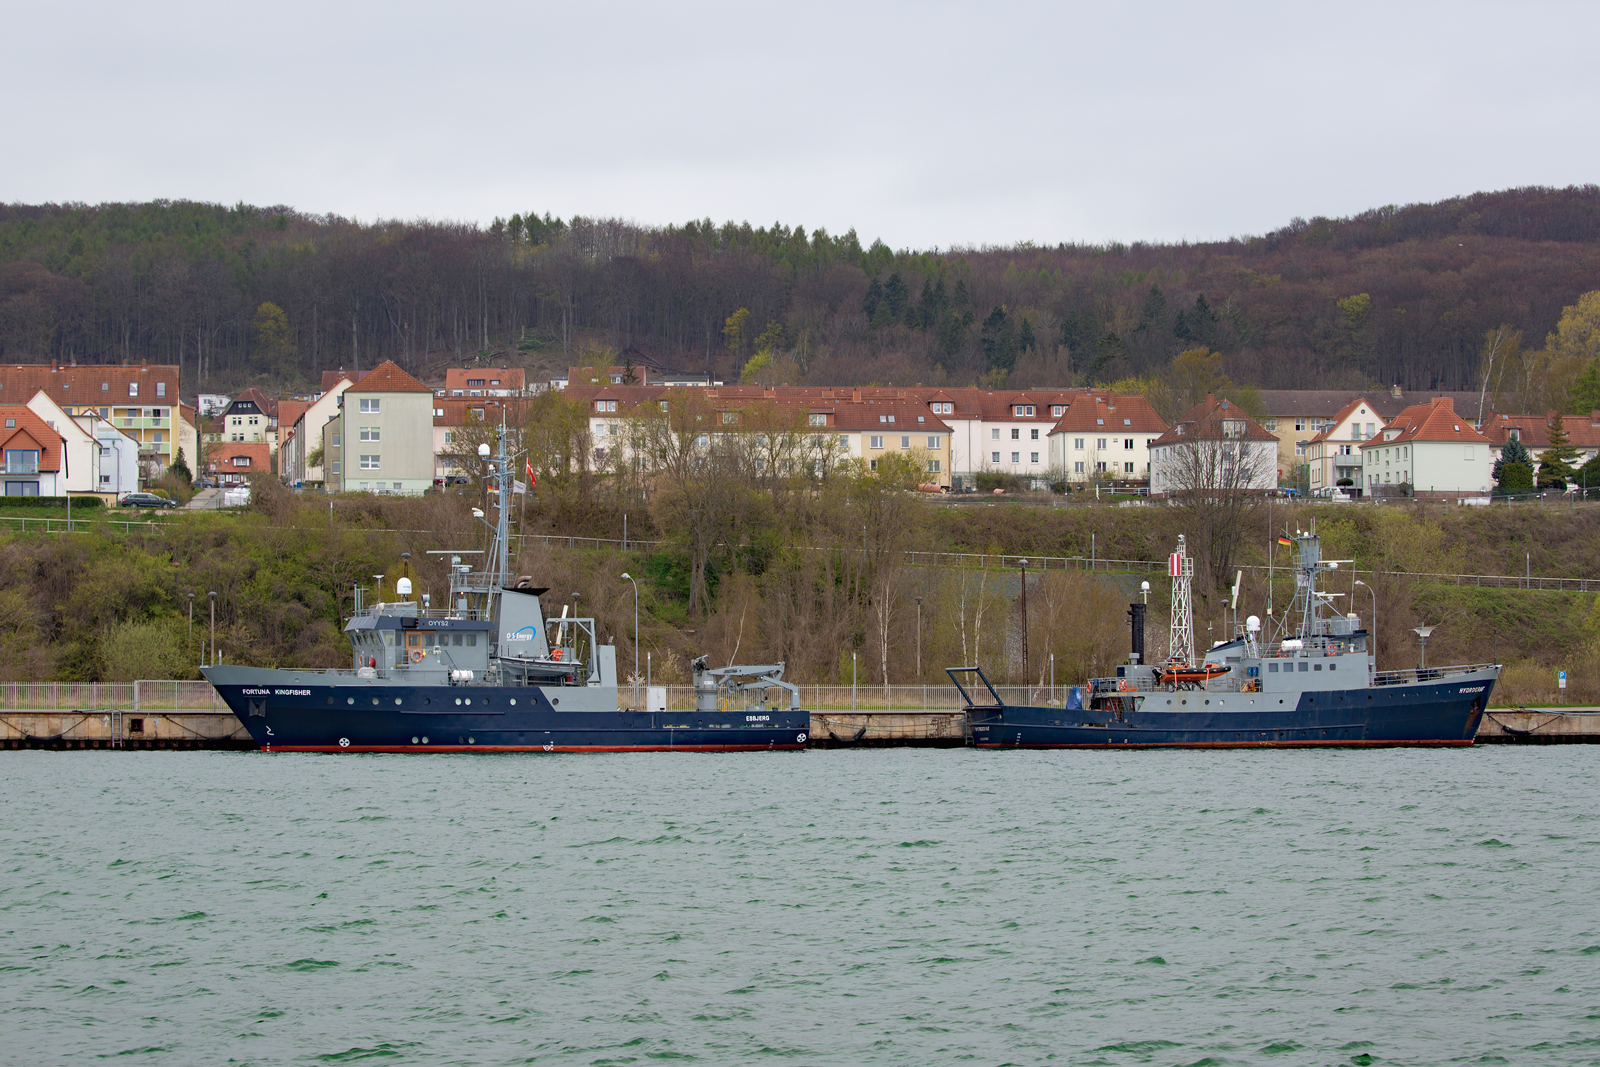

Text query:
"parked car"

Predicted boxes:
[[119, 492, 178, 509], [192, 477, 217, 489]]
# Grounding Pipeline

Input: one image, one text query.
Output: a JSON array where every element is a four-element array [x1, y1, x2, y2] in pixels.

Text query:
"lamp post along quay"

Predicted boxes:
[[1016, 559, 1029, 688], [208, 591, 217, 666], [620, 572, 639, 710]]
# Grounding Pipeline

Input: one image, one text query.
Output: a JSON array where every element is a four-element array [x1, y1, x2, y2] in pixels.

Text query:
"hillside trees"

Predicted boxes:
[[5, 189, 1600, 396]]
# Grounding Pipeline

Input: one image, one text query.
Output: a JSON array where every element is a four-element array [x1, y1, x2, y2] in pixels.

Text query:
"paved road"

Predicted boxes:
[[183, 487, 220, 510]]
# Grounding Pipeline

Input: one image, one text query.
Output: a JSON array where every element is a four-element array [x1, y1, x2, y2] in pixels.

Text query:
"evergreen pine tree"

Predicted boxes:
[[1493, 435, 1532, 482], [1537, 415, 1579, 489]]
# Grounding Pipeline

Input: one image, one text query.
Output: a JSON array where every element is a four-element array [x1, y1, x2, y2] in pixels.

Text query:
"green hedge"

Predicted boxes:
[[0, 495, 106, 510]]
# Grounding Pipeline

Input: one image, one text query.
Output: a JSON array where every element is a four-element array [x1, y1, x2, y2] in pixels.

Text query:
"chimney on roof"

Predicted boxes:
[[1205, 393, 1215, 404], [852, 388, 861, 402], [1390, 384, 1402, 398]]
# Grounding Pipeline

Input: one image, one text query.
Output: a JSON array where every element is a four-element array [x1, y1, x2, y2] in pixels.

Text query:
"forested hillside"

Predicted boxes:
[[3, 187, 1600, 398]]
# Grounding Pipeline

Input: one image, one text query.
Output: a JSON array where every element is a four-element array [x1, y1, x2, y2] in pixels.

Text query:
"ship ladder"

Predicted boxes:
[[110, 710, 124, 749]]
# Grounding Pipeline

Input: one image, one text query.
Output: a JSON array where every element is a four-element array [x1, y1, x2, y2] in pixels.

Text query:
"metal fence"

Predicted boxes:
[[0, 681, 221, 713]]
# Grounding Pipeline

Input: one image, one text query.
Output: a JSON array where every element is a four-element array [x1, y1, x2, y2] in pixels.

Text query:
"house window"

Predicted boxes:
[[467, 379, 485, 387], [101, 382, 109, 392], [659, 401, 670, 412], [870, 436, 884, 449], [4, 481, 40, 496], [1096, 461, 1107, 472], [1123, 418, 1131, 426], [231, 456, 250, 467], [1074, 438, 1084, 450], [722, 411, 738, 425], [1052, 405, 1065, 417], [1097, 438, 1107, 450], [838, 435, 849, 449], [1125, 462, 1135, 473], [991, 452, 1001, 463], [1263, 418, 1277, 431], [1011, 452, 1020, 464], [927, 459, 941, 473], [4, 449, 40, 474], [809, 413, 827, 427], [128, 383, 138, 397], [360, 455, 381, 470], [1030, 428, 1039, 440], [1074, 461, 1084, 473], [1096, 417, 1104, 426], [991, 429, 1000, 440], [1010, 428, 1020, 440], [927, 436, 941, 449], [359, 398, 381, 413], [900, 436, 910, 449], [1030, 452, 1039, 463], [869, 459, 878, 471], [331, 460, 341, 476]]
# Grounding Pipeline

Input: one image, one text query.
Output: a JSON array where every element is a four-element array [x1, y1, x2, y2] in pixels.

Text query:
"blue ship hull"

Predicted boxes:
[[966, 675, 1493, 748], [211, 681, 809, 753]]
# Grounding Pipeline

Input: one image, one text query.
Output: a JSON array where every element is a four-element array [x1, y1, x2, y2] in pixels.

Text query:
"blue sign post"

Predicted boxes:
[[1558, 669, 1568, 690]]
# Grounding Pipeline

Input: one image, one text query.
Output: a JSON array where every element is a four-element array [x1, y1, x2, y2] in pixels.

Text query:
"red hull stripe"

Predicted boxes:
[[974, 739, 1474, 749], [258, 744, 806, 753]]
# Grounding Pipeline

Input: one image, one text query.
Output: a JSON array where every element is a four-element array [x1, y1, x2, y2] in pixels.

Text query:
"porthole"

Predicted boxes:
[[394, 698, 402, 706], [421, 736, 429, 744], [372, 698, 380, 705], [455, 698, 462, 706], [326, 697, 334, 705], [510, 698, 517, 706], [464, 698, 472, 706], [457, 736, 465, 744], [411, 736, 418, 744], [468, 737, 475, 744], [347, 697, 354, 705]]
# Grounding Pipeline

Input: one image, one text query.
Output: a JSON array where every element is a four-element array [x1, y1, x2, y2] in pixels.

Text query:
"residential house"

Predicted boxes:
[[0, 407, 67, 497], [24, 389, 101, 497], [1479, 411, 1600, 472], [278, 376, 351, 487], [1304, 397, 1383, 495], [1358, 397, 1492, 498], [1256, 387, 1483, 481], [220, 388, 278, 447], [1046, 393, 1168, 483], [206, 442, 271, 487], [440, 367, 529, 397], [1148, 395, 1278, 498], [0, 361, 182, 483], [337, 361, 436, 494], [433, 397, 530, 482], [75, 413, 141, 499]]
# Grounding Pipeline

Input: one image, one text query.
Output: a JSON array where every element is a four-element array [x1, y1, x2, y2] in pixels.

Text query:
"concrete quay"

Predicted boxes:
[[3, 707, 1597, 749], [1474, 708, 1600, 743]]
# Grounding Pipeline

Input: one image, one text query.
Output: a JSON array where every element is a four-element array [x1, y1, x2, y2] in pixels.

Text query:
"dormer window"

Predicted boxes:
[[1052, 405, 1064, 417], [596, 400, 617, 413], [1508, 428, 1520, 442], [1096, 417, 1104, 426], [1223, 419, 1246, 438], [1014, 405, 1035, 417]]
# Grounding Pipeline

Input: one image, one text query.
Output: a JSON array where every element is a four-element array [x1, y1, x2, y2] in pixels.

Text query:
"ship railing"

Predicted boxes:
[[1089, 676, 1254, 696], [1373, 662, 1497, 686], [359, 605, 493, 621]]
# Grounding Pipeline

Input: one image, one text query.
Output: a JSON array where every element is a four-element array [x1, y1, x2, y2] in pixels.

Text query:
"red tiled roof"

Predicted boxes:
[[1049, 393, 1167, 434], [1151, 395, 1278, 446], [320, 370, 355, 394], [228, 387, 279, 418], [1360, 397, 1490, 447], [351, 360, 433, 393], [205, 442, 271, 471], [1480, 411, 1600, 451], [276, 400, 309, 434], [0, 362, 179, 408], [445, 367, 526, 390], [433, 397, 531, 426], [0, 406, 65, 472]]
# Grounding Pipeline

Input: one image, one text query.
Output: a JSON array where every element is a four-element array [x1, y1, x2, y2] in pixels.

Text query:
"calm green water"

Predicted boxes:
[[2, 748, 1598, 1066]]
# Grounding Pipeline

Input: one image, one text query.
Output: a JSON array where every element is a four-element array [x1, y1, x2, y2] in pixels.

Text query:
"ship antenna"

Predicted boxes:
[[1168, 534, 1194, 664]]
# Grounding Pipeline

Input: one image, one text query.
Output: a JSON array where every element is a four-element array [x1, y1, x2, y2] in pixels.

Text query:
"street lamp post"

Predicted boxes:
[[1017, 559, 1029, 689], [914, 596, 923, 680], [207, 591, 217, 666], [1413, 624, 1436, 671], [187, 592, 195, 646], [1353, 579, 1377, 679], [620, 572, 639, 710]]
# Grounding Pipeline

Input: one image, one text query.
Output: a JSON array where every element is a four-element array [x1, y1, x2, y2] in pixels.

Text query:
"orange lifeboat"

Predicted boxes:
[[1155, 659, 1231, 685]]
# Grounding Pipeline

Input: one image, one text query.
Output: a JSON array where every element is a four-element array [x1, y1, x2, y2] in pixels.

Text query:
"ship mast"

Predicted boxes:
[[1168, 534, 1194, 664]]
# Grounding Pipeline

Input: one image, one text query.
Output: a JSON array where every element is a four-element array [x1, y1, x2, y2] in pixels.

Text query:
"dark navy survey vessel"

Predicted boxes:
[[201, 434, 809, 753], [951, 533, 1497, 749]]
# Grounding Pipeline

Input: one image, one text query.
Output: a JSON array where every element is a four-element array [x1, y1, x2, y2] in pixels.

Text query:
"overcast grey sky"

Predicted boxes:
[[5, 1, 1595, 249]]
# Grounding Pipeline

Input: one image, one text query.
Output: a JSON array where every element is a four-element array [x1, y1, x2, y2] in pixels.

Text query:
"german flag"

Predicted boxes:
[[1277, 536, 1293, 547]]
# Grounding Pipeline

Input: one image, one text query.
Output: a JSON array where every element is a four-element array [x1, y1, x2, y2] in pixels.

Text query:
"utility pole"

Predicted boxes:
[[914, 596, 923, 680], [208, 591, 217, 666]]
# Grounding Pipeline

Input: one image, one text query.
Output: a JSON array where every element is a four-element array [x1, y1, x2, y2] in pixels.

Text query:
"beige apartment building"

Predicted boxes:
[[335, 361, 436, 494]]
